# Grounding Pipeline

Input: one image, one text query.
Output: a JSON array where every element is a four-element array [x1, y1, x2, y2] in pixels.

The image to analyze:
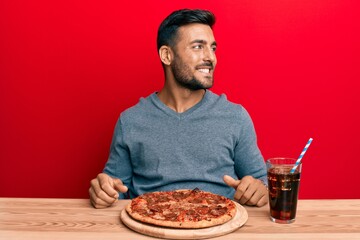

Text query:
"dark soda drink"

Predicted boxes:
[[267, 166, 301, 223]]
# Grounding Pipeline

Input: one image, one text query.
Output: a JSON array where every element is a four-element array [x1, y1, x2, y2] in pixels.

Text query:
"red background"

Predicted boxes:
[[1, 1, 359, 199]]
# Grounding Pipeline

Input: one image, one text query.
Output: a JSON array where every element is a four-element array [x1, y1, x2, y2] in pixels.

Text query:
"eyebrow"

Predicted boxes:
[[190, 39, 217, 46]]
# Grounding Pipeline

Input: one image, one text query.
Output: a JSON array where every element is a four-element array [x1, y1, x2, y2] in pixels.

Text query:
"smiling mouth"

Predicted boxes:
[[196, 63, 213, 74], [197, 68, 211, 74]]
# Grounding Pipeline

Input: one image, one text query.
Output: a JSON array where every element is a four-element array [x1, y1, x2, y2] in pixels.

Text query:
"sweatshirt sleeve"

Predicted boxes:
[[103, 117, 133, 198], [233, 107, 267, 185]]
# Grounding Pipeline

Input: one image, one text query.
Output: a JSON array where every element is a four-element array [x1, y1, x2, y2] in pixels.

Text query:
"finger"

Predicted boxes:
[[237, 176, 261, 205], [241, 179, 268, 206], [89, 187, 115, 209], [113, 178, 128, 193], [97, 174, 120, 199], [235, 175, 262, 203], [89, 187, 109, 208], [239, 184, 258, 205], [254, 183, 269, 207], [234, 179, 251, 203], [90, 178, 117, 205], [256, 194, 268, 207], [223, 175, 241, 189]]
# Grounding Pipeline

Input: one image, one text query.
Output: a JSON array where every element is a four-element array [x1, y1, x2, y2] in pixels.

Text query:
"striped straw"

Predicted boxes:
[[290, 138, 313, 174]]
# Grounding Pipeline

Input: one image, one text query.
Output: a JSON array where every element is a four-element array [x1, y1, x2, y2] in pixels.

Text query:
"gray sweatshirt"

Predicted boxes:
[[103, 90, 267, 199]]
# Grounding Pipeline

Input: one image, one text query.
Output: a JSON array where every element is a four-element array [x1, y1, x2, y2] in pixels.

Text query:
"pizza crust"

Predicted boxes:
[[125, 189, 237, 229]]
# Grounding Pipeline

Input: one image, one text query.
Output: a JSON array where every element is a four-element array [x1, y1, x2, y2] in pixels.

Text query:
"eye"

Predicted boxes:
[[193, 45, 203, 49], [211, 46, 217, 52]]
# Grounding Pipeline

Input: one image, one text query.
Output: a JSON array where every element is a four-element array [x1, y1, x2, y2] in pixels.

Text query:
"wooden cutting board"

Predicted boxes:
[[120, 201, 248, 239]]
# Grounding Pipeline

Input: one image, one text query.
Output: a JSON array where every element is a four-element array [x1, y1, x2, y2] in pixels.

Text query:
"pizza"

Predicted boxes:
[[125, 188, 237, 229]]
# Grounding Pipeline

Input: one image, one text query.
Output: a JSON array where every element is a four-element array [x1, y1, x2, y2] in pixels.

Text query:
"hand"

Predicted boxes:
[[223, 175, 268, 207], [89, 173, 128, 208]]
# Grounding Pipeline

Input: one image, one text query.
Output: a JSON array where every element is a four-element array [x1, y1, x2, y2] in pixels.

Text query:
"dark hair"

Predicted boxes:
[[157, 9, 216, 51]]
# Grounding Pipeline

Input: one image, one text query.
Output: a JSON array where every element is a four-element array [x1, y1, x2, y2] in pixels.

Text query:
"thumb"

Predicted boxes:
[[223, 175, 241, 189], [113, 178, 128, 193]]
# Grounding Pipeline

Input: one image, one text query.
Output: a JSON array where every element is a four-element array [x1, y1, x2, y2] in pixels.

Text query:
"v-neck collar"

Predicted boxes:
[[150, 90, 211, 119]]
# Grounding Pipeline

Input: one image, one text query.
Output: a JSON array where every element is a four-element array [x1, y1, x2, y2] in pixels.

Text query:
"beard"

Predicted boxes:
[[171, 56, 214, 91]]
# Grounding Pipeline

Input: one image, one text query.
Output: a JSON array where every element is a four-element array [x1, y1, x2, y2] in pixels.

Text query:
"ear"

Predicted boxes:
[[159, 46, 172, 65]]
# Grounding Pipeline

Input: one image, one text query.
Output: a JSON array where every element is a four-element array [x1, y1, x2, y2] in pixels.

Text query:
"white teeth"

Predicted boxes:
[[198, 69, 210, 73]]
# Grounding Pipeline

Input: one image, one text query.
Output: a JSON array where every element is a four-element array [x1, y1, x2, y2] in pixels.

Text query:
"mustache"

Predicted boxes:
[[196, 63, 214, 69]]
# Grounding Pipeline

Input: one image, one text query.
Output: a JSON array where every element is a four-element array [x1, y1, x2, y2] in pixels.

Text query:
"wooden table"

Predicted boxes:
[[0, 198, 359, 239]]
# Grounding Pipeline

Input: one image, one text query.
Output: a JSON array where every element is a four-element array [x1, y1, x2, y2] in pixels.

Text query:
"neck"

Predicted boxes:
[[157, 86, 206, 113]]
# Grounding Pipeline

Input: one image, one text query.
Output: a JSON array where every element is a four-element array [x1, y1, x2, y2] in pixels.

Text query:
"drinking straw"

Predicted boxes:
[[290, 138, 313, 173]]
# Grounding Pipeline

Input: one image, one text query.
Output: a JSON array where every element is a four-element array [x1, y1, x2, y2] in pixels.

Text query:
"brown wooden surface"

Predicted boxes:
[[1, 198, 360, 239]]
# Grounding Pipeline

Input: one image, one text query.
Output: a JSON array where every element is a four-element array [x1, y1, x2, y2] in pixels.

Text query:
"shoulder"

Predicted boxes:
[[119, 93, 157, 122], [206, 91, 249, 119]]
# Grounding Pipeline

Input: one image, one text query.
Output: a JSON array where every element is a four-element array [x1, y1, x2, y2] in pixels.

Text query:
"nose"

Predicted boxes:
[[203, 46, 216, 64]]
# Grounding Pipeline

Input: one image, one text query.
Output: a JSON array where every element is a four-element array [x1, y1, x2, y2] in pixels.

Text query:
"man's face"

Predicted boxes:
[[170, 23, 217, 90]]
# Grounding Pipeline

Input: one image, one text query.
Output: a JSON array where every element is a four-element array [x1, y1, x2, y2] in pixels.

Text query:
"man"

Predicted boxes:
[[89, 9, 268, 208]]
